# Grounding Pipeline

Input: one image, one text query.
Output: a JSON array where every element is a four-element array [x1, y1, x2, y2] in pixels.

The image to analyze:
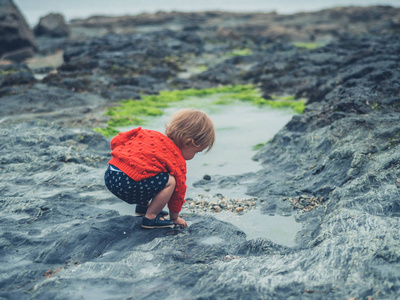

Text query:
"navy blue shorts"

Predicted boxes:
[[104, 164, 169, 206]]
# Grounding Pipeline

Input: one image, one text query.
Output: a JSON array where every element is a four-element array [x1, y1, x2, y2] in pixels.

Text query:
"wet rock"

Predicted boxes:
[[203, 174, 211, 180], [1, 47, 35, 62], [0, 0, 37, 61], [0, 84, 109, 127], [0, 121, 249, 296], [100, 86, 141, 102], [150, 66, 175, 79], [0, 70, 36, 87], [34, 13, 70, 38], [235, 238, 292, 256], [0, 64, 36, 87], [56, 30, 202, 97]]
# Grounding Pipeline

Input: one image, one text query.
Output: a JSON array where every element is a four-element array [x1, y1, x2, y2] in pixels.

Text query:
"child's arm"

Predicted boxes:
[[169, 212, 187, 228]]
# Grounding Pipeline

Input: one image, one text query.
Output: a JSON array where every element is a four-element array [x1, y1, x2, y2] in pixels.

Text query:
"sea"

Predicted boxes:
[[13, 0, 400, 27]]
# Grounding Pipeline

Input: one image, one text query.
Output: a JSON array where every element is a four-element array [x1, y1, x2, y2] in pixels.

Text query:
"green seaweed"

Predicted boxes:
[[94, 126, 120, 137], [293, 42, 324, 50], [212, 98, 235, 105], [252, 143, 266, 151], [371, 102, 379, 111], [252, 138, 274, 151], [272, 95, 296, 101], [264, 99, 305, 114], [96, 85, 306, 137], [191, 65, 208, 73], [228, 48, 253, 56], [0, 68, 17, 76]]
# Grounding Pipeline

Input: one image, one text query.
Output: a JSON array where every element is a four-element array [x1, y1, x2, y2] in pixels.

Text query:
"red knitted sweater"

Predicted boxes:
[[108, 127, 187, 212]]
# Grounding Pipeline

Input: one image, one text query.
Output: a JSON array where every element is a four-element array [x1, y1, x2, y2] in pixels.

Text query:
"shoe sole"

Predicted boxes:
[[141, 224, 174, 229], [136, 213, 169, 217]]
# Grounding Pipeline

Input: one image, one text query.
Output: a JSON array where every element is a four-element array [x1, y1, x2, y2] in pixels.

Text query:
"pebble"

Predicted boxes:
[[283, 195, 326, 212], [183, 193, 259, 214], [203, 174, 211, 180]]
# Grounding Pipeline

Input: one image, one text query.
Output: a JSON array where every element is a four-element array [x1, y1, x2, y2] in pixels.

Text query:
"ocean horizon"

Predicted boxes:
[[13, 0, 400, 27]]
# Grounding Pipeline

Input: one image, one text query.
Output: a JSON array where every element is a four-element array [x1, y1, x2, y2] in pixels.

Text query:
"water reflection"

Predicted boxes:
[[214, 209, 299, 246]]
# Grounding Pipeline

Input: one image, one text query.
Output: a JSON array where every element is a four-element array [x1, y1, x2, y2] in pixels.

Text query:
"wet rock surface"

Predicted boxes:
[[1, 5, 400, 300], [34, 13, 70, 38], [0, 0, 37, 61]]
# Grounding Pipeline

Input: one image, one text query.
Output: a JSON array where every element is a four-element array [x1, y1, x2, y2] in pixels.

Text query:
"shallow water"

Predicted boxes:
[[121, 97, 293, 182], [113, 98, 301, 245], [214, 209, 299, 246], [97, 201, 299, 246]]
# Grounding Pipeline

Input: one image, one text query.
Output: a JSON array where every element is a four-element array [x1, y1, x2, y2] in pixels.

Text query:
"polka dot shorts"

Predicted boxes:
[[104, 164, 169, 206]]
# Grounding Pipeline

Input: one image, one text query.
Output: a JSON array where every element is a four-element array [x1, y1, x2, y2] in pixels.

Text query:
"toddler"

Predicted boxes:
[[104, 109, 215, 228]]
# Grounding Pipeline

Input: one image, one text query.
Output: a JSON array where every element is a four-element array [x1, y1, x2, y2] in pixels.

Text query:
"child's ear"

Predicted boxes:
[[184, 138, 193, 147]]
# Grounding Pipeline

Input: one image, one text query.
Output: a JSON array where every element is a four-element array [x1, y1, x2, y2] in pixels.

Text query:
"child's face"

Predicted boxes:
[[181, 144, 207, 160]]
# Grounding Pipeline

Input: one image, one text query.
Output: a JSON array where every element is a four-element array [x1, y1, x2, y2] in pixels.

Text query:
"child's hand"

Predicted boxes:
[[173, 217, 187, 228]]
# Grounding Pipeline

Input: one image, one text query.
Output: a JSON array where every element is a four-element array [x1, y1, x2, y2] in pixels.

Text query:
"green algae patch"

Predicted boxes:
[[252, 143, 266, 151], [218, 89, 306, 114], [266, 95, 306, 114], [94, 126, 120, 137], [228, 48, 253, 56], [293, 42, 324, 50], [95, 85, 306, 137], [0, 69, 16, 76], [191, 65, 208, 73]]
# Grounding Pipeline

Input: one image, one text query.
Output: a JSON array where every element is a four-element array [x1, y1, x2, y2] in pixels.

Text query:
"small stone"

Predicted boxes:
[[235, 207, 244, 213], [212, 206, 222, 213], [203, 174, 211, 180], [396, 178, 400, 186]]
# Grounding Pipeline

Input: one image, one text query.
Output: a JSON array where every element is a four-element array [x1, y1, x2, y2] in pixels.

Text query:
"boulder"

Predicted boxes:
[[34, 13, 70, 37], [0, 0, 37, 62]]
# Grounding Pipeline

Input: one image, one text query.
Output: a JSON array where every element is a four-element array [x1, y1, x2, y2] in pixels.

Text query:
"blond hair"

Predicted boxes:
[[165, 109, 215, 152]]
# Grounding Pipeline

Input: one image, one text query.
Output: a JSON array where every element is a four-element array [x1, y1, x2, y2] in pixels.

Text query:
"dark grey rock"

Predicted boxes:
[[0, 64, 36, 87], [0, 0, 37, 61], [0, 47, 35, 62], [34, 13, 70, 38]]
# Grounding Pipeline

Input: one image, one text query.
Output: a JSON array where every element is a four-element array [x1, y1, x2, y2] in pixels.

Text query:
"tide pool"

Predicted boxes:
[[103, 97, 302, 246]]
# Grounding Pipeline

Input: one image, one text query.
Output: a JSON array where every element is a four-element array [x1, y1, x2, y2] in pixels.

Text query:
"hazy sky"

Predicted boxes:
[[13, 0, 400, 26]]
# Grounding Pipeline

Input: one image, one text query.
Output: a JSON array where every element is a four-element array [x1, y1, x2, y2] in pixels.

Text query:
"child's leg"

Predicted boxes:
[[145, 175, 176, 220]]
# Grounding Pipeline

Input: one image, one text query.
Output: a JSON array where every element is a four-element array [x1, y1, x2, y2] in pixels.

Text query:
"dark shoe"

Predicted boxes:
[[142, 214, 174, 229], [135, 205, 168, 217]]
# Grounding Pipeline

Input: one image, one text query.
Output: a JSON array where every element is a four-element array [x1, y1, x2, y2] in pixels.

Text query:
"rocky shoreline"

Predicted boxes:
[[1, 2, 400, 299]]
